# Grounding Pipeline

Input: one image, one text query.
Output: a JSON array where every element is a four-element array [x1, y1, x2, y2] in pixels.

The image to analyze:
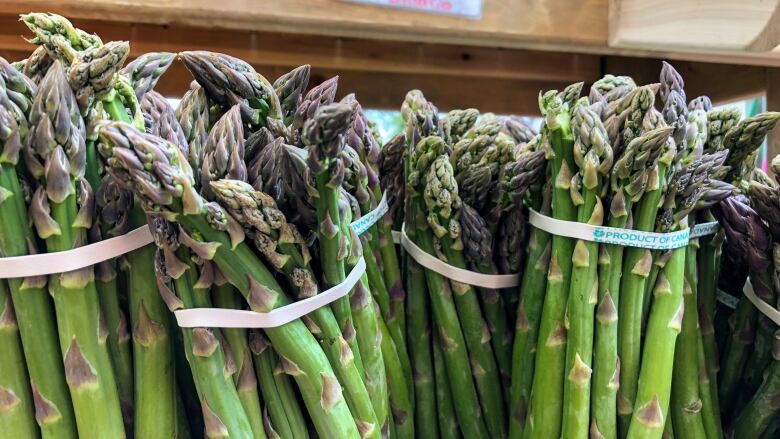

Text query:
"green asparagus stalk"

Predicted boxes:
[[407, 134, 488, 439], [525, 87, 579, 439], [591, 127, 671, 439], [669, 241, 707, 438], [562, 101, 613, 438], [211, 178, 383, 438], [626, 152, 726, 439], [294, 76, 339, 132], [432, 328, 459, 439], [0, 279, 38, 438], [729, 330, 780, 438], [421, 150, 506, 438], [152, 229, 254, 438], [20, 46, 53, 85], [120, 52, 175, 102], [210, 277, 267, 438], [508, 174, 551, 439], [99, 120, 361, 438], [248, 330, 310, 439], [696, 327, 721, 439], [0, 64, 78, 438], [617, 124, 676, 434], [175, 81, 211, 179], [28, 61, 124, 438], [93, 178, 135, 425], [303, 102, 364, 372]]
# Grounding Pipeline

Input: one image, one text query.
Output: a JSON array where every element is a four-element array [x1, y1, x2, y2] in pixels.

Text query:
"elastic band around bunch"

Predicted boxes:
[[716, 289, 739, 310], [529, 209, 691, 250], [399, 224, 520, 289], [350, 192, 388, 236], [743, 279, 780, 326], [0, 226, 154, 278], [173, 257, 366, 328]]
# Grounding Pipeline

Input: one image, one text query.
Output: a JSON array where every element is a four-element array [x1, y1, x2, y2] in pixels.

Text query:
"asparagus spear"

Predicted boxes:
[[508, 171, 552, 439], [98, 120, 361, 438], [525, 87, 580, 439], [1, 62, 79, 438], [28, 61, 124, 438], [0, 279, 38, 438], [422, 145, 506, 438], [560, 101, 614, 438], [211, 178, 384, 438], [626, 151, 726, 439], [293, 76, 339, 132], [407, 134, 488, 439], [93, 178, 135, 426], [179, 51, 281, 131], [590, 127, 671, 439], [20, 13, 102, 64], [729, 330, 780, 438], [175, 81, 211, 179], [152, 224, 254, 438], [273, 64, 310, 125], [120, 52, 175, 102], [20, 46, 53, 85], [248, 330, 310, 439]]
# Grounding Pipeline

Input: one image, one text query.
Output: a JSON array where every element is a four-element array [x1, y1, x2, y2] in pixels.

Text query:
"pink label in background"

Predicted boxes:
[[341, 0, 483, 19]]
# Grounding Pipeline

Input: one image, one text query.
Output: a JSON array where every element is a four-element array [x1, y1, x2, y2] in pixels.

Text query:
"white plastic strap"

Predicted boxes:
[[0, 226, 154, 278], [399, 224, 520, 289], [173, 257, 366, 328], [689, 222, 719, 239], [743, 279, 780, 326], [528, 209, 689, 250], [350, 192, 388, 236], [716, 289, 739, 310]]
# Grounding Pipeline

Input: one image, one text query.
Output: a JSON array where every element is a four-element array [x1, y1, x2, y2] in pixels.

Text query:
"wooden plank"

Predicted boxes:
[[610, 0, 780, 52], [765, 68, 780, 160], [0, 14, 600, 84], [602, 56, 767, 105], [0, 0, 608, 50], [0, 47, 556, 116]]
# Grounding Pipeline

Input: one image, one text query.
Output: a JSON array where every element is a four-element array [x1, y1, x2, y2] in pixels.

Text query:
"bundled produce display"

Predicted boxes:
[[0, 11, 779, 439]]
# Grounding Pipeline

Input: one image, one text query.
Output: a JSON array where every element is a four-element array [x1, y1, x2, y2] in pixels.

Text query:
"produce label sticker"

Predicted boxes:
[[340, 0, 483, 19], [350, 192, 389, 236]]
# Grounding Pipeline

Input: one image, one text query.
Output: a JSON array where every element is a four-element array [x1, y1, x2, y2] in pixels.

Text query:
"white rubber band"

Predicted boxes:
[[399, 224, 520, 289], [0, 226, 154, 278], [529, 209, 689, 250], [351, 192, 389, 236], [716, 289, 739, 310], [173, 257, 366, 328], [392, 230, 401, 244], [689, 222, 719, 239], [743, 279, 780, 326]]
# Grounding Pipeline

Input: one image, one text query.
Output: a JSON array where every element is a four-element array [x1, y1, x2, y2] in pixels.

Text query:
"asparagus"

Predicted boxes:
[[1, 64, 78, 438], [407, 134, 488, 439], [626, 151, 726, 439], [175, 81, 211, 177], [729, 330, 780, 438], [211, 178, 383, 438], [560, 101, 613, 437], [422, 148, 506, 438], [179, 51, 281, 131], [591, 127, 671, 439], [508, 172, 552, 439], [432, 328, 459, 438], [525, 87, 579, 439], [248, 330, 310, 439], [21, 46, 53, 85], [28, 61, 124, 438], [293, 76, 339, 132], [0, 279, 38, 438], [120, 52, 175, 102], [20, 13, 102, 65], [152, 225, 254, 438], [142, 90, 188, 147], [93, 178, 135, 425], [98, 120, 360, 438], [273, 64, 310, 125], [722, 112, 780, 182]]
